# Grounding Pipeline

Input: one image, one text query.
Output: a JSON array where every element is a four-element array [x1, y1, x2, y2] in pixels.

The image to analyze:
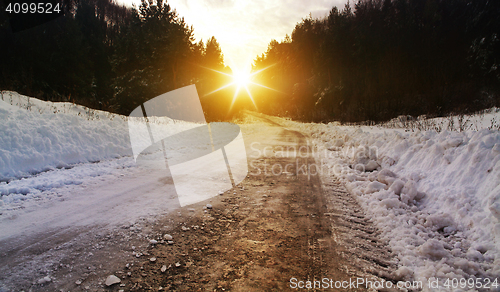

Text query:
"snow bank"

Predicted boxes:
[[288, 116, 500, 288], [381, 108, 500, 132], [0, 91, 212, 183], [0, 92, 242, 208], [0, 91, 133, 182]]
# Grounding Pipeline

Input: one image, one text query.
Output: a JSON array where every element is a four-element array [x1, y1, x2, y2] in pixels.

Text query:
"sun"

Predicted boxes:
[[233, 70, 251, 87], [202, 64, 277, 113]]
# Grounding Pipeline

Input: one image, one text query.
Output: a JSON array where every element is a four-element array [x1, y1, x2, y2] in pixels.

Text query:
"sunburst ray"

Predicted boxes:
[[199, 63, 276, 113]]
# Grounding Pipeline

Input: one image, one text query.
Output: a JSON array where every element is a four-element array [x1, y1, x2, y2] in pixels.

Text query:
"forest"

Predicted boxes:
[[1, 0, 500, 122], [253, 0, 500, 122], [0, 0, 232, 120]]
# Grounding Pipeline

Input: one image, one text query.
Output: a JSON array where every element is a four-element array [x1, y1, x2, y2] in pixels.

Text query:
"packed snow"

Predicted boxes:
[[284, 111, 500, 289]]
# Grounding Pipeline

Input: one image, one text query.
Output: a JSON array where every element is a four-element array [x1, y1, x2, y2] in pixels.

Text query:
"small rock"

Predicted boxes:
[[167, 240, 174, 245], [161, 265, 167, 273], [188, 208, 195, 212], [150, 257, 156, 262], [75, 280, 82, 285], [149, 239, 158, 244], [105, 275, 121, 286], [37, 276, 51, 284], [127, 272, 131, 277], [163, 234, 173, 240], [181, 226, 189, 231], [120, 283, 125, 287], [206, 204, 213, 209], [175, 262, 181, 267]]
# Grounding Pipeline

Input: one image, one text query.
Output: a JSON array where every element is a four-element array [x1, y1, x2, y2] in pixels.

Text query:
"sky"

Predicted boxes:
[[117, 0, 348, 72]]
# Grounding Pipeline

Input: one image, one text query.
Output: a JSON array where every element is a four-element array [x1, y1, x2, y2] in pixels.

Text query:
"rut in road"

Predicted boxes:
[[118, 117, 397, 291]]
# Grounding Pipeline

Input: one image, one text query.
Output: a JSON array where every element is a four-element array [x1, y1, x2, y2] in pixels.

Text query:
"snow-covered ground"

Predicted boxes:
[[284, 111, 500, 290], [0, 91, 133, 183], [2, 91, 499, 290], [380, 109, 500, 132], [0, 92, 178, 240], [0, 91, 245, 240]]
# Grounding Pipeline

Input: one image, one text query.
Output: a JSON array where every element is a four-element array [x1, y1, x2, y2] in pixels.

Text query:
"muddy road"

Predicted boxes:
[[0, 113, 396, 291]]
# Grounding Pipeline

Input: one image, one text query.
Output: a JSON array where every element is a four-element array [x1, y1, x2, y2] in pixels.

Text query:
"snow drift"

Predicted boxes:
[[0, 91, 133, 182], [289, 117, 500, 288]]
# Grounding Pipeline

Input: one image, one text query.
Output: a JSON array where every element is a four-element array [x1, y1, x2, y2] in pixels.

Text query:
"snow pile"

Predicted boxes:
[[0, 91, 215, 184], [290, 119, 500, 286], [0, 92, 133, 182], [0, 92, 244, 214]]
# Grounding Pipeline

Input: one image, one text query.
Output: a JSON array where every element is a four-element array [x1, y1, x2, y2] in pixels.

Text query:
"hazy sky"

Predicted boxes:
[[117, 0, 348, 71]]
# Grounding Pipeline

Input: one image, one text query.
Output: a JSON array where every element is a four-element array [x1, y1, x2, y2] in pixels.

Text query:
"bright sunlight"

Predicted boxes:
[[203, 64, 277, 113], [233, 70, 251, 87]]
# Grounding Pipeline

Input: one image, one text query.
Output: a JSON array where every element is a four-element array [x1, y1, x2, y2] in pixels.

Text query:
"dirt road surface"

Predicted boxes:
[[0, 113, 396, 291]]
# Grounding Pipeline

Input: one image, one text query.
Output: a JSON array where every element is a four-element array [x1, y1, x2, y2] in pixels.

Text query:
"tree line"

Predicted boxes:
[[0, 0, 231, 120], [253, 0, 500, 122]]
